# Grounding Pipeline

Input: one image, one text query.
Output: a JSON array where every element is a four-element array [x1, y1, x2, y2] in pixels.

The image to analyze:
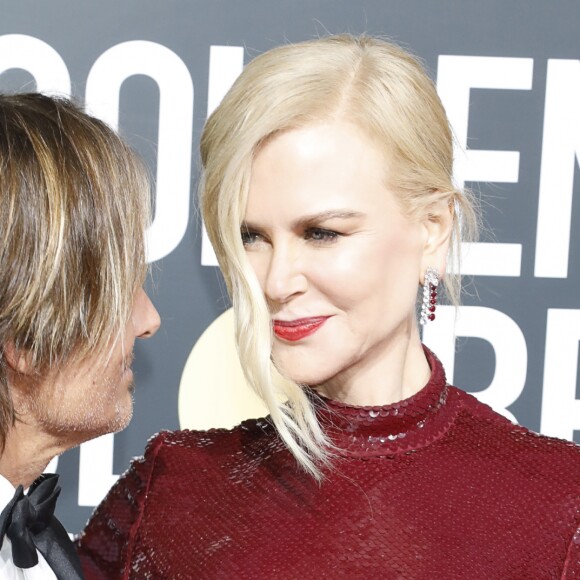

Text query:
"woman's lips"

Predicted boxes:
[[273, 317, 330, 341]]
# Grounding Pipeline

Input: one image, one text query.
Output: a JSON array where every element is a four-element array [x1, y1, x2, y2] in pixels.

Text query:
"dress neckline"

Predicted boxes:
[[313, 346, 460, 458]]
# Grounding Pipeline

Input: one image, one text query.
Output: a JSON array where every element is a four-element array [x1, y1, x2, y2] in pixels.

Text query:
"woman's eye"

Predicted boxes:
[[241, 230, 262, 246], [305, 228, 340, 243]]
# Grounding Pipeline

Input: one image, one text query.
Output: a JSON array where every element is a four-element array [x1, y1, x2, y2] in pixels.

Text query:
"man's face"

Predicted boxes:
[[23, 288, 160, 443]]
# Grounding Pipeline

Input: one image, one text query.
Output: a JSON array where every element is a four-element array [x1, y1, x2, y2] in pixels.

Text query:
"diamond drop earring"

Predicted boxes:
[[419, 267, 440, 325]]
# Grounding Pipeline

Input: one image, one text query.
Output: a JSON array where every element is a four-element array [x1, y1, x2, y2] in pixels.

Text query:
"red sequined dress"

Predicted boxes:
[[77, 348, 580, 579]]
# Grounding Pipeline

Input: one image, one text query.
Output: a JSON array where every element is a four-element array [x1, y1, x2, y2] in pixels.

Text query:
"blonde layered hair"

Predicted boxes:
[[0, 93, 150, 447], [200, 35, 477, 477]]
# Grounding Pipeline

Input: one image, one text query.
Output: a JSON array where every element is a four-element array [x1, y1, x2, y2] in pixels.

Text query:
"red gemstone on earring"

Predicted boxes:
[[431, 292, 437, 299], [430, 299, 436, 305], [428, 313, 435, 321], [428, 306, 436, 312]]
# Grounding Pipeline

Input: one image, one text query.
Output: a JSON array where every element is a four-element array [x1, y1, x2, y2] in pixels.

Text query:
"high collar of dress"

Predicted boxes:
[[313, 346, 458, 458]]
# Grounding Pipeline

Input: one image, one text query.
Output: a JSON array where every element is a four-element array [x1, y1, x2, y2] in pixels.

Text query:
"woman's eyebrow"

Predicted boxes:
[[293, 210, 365, 228], [241, 210, 365, 232]]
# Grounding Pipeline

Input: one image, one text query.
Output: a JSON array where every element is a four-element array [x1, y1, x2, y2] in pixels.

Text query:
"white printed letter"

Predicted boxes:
[[437, 56, 533, 277], [77, 434, 116, 506], [86, 41, 194, 263], [534, 60, 580, 278], [423, 305, 527, 423], [0, 34, 70, 95], [540, 309, 580, 440]]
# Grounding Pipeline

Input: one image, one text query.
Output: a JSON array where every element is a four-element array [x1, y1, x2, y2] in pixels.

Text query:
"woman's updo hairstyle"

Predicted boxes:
[[200, 34, 477, 478]]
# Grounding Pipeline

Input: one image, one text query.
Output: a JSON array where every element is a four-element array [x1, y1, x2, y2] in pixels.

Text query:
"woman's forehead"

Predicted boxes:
[[245, 122, 396, 222]]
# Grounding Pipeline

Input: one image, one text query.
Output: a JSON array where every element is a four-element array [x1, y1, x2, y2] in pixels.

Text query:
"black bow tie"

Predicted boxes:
[[0, 473, 83, 579]]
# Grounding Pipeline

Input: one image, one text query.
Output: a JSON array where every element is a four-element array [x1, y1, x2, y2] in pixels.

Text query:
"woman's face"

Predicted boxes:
[[243, 121, 429, 393]]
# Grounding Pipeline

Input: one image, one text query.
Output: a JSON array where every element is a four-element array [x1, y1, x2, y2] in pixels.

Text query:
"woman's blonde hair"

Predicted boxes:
[[0, 93, 150, 447], [200, 35, 477, 477]]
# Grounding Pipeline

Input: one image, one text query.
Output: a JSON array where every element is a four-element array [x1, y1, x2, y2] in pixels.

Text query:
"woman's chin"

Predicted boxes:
[[276, 361, 337, 389]]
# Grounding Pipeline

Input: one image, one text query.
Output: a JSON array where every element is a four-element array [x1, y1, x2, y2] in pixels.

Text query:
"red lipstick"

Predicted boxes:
[[273, 317, 329, 341]]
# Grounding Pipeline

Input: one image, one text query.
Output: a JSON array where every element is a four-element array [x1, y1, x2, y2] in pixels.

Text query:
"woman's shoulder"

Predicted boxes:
[[449, 385, 580, 468], [149, 416, 276, 448], [140, 417, 283, 473]]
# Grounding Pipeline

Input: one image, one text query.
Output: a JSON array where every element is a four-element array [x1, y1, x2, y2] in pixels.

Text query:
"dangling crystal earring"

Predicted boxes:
[[419, 267, 439, 325]]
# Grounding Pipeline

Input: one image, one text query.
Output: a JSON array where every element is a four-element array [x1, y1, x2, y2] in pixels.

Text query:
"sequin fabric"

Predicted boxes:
[[77, 348, 580, 579]]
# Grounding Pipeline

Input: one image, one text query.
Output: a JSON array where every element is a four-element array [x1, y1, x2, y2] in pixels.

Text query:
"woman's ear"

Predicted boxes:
[[420, 198, 454, 278]]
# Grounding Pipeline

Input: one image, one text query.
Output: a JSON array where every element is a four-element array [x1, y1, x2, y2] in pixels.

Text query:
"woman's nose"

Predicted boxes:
[[264, 245, 308, 304], [132, 288, 161, 339]]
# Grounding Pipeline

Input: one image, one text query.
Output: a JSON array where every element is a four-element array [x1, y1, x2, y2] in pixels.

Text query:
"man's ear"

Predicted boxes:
[[420, 198, 454, 279], [3, 343, 34, 375]]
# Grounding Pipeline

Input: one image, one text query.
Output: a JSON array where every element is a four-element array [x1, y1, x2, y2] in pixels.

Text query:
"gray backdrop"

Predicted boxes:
[[0, 0, 578, 533]]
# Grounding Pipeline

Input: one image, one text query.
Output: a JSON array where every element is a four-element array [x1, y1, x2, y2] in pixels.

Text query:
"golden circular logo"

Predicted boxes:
[[179, 308, 268, 430]]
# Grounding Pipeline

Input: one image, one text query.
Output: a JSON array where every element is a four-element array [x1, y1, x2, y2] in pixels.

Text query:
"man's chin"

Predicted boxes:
[[114, 397, 134, 433]]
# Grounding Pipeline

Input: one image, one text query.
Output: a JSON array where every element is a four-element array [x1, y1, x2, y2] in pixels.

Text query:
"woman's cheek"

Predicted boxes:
[[331, 241, 391, 298]]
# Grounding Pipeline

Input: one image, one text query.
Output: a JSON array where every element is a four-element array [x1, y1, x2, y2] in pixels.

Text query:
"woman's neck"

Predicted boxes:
[[316, 327, 430, 407]]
